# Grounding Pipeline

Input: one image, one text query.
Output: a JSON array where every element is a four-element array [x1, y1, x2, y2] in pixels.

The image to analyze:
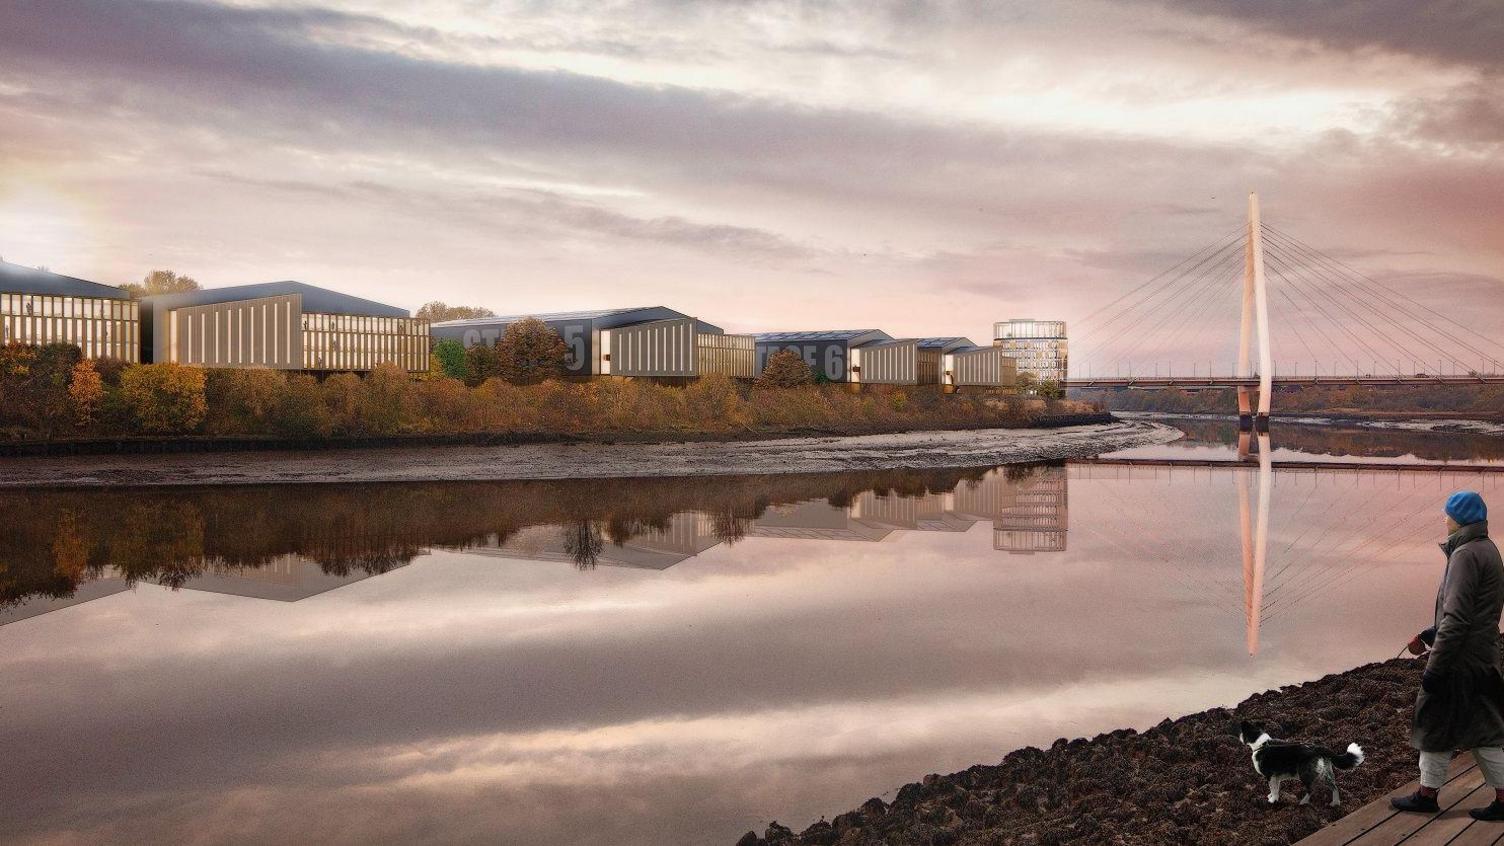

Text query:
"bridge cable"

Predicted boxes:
[[1103, 246, 1247, 371], [1262, 227, 1494, 371], [1072, 236, 1247, 369], [1262, 250, 1397, 372], [1262, 229, 1475, 371], [1265, 224, 1504, 360], [1073, 227, 1246, 332]]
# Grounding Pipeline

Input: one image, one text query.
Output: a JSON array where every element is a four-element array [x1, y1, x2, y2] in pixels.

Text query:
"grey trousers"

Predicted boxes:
[[1421, 748, 1504, 789]]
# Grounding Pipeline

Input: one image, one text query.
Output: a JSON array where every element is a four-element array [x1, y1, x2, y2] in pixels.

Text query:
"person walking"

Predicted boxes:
[[1391, 491, 1504, 820]]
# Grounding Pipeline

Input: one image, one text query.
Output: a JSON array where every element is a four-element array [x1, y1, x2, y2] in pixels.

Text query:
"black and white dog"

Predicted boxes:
[[1239, 720, 1365, 807]]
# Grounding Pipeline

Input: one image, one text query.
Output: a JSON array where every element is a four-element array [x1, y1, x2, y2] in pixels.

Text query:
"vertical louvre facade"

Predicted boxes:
[[600, 318, 696, 377], [852, 340, 920, 385], [168, 294, 301, 368], [302, 312, 429, 372], [696, 332, 756, 379], [944, 347, 1018, 388], [0, 293, 139, 361]]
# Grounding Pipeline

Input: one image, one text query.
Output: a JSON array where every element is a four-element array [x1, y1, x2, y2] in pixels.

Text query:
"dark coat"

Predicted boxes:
[[1412, 521, 1504, 752]]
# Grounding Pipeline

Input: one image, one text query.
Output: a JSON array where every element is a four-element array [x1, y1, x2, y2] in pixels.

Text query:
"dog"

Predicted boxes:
[[1239, 720, 1364, 807]]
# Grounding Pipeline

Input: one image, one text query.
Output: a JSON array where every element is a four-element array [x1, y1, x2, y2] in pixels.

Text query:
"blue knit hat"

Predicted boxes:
[[1446, 491, 1487, 526]]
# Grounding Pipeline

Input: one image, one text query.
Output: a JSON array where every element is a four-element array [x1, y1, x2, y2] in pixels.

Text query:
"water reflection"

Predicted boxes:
[[0, 467, 1070, 624], [7, 431, 1504, 846]]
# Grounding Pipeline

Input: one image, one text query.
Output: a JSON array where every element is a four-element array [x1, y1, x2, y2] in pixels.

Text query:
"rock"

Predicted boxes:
[[763, 821, 793, 844], [734, 833, 761, 846]]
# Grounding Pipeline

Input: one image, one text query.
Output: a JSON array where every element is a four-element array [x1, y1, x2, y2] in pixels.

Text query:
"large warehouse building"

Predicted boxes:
[[0, 261, 140, 361], [432, 306, 756, 380], [753, 330, 891, 383], [141, 281, 430, 372], [756, 331, 1016, 388]]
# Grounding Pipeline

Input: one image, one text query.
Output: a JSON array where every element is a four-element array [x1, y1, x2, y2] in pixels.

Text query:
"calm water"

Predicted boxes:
[[2, 421, 1501, 845]]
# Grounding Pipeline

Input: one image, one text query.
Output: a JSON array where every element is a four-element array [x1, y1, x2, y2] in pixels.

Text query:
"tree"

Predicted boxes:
[[464, 343, 503, 387], [756, 349, 814, 388], [0, 343, 82, 436], [120, 363, 207, 434], [119, 269, 201, 300], [496, 317, 569, 385], [68, 360, 104, 428], [415, 302, 496, 323], [431, 338, 469, 381], [359, 363, 411, 434]]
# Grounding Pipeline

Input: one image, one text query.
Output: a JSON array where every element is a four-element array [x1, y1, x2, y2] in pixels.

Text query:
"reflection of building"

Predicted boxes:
[[992, 467, 1070, 554], [993, 319, 1067, 384], [433, 307, 754, 381], [461, 512, 725, 570], [0, 576, 131, 626], [141, 281, 429, 372], [0, 261, 140, 361], [180, 555, 408, 601], [747, 501, 897, 542]]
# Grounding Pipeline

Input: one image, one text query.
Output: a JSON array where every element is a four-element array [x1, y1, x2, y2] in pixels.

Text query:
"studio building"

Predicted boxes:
[[140, 281, 430, 372], [431, 306, 757, 381], [0, 261, 140, 362]]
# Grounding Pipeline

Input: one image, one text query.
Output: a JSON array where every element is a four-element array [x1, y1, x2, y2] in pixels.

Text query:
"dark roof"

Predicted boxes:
[[434, 307, 660, 327], [0, 261, 129, 300], [915, 337, 977, 350], [144, 281, 409, 317], [433, 306, 723, 335], [753, 330, 891, 343]]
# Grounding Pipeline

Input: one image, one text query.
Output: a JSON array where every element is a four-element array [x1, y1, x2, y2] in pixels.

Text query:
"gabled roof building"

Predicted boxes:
[[0, 261, 139, 361]]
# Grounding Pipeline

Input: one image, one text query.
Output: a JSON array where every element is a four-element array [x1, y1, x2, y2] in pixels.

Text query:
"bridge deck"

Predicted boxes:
[[1294, 758, 1504, 846], [1065, 375, 1504, 390]]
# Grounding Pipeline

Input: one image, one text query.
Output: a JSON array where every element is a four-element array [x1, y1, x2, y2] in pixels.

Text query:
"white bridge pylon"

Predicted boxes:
[[1238, 192, 1274, 431]]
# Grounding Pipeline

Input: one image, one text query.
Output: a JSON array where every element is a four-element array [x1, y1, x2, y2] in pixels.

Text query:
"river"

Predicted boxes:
[[1, 417, 1499, 845]]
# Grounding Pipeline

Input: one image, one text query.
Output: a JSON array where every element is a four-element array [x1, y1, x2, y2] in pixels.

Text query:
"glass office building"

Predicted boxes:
[[0, 261, 140, 361], [993, 319, 1067, 384]]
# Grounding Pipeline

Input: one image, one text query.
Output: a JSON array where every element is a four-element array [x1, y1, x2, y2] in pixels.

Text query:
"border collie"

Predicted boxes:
[[1239, 720, 1365, 807]]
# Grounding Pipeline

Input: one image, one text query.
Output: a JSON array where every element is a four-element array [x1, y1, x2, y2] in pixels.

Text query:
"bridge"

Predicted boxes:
[[1063, 193, 1504, 426]]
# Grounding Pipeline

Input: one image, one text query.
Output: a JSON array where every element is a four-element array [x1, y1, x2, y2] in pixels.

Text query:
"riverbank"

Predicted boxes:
[[0, 411, 1114, 457], [738, 655, 1443, 846], [0, 419, 1178, 488]]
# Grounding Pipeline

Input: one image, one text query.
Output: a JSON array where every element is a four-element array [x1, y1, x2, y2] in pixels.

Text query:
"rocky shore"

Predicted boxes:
[[736, 655, 1447, 846]]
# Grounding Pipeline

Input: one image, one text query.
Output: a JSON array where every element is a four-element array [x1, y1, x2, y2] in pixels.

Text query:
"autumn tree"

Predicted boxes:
[[359, 363, 410, 435], [120, 363, 207, 434], [756, 349, 814, 389], [67, 359, 104, 428], [0, 343, 82, 436], [415, 302, 496, 323], [464, 343, 503, 387], [496, 318, 569, 385], [270, 373, 332, 438], [119, 269, 201, 300]]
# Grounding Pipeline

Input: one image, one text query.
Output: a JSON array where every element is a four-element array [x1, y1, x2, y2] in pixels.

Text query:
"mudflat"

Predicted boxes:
[[0, 421, 1179, 488]]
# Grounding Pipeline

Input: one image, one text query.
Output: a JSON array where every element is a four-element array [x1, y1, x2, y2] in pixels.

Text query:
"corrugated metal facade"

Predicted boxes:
[[601, 318, 696, 377], [852, 340, 920, 385], [944, 347, 1018, 388], [168, 294, 301, 369], [696, 332, 756, 378]]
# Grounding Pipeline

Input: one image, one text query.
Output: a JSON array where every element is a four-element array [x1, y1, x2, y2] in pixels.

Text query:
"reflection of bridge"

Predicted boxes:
[[1068, 193, 1504, 425], [1073, 454, 1504, 656]]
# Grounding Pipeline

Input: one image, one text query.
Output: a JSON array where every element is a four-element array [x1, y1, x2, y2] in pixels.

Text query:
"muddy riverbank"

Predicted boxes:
[[0, 419, 1178, 488], [737, 655, 1446, 846]]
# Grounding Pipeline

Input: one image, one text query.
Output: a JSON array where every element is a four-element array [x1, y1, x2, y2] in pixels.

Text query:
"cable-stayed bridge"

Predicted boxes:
[[1065, 193, 1504, 426]]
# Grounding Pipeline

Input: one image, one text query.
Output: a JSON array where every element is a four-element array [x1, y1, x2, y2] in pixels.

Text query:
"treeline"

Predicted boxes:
[[0, 341, 1067, 442], [1075, 384, 1504, 416]]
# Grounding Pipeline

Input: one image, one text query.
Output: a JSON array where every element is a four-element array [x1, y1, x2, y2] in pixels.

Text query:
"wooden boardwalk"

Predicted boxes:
[[1296, 758, 1504, 846]]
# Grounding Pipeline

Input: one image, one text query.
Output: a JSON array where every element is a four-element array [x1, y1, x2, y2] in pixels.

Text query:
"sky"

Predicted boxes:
[[0, 0, 1500, 364]]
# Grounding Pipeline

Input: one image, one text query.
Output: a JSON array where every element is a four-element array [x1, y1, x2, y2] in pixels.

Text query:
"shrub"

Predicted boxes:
[[684, 373, 746, 428], [757, 349, 814, 389], [496, 318, 569, 385], [464, 343, 503, 387], [321, 372, 363, 434], [120, 363, 207, 434], [204, 369, 287, 434], [432, 339, 469, 382], [359, 363, 411, 435], [68, 360, 104, 428], [271, 374, 332, 438]]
